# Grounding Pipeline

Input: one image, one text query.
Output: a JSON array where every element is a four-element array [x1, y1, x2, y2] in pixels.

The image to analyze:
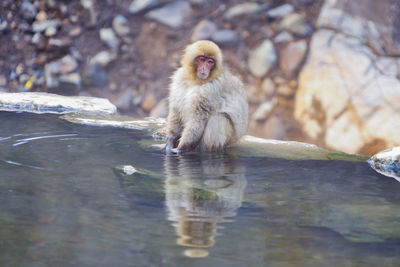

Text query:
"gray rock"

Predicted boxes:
[[59, 72, 82, 87], [211, 29, 239, 45], [274, 31, 293, 43], [99, 28, 120, 50], [59, 55, 78, 74], [0, 92, 117, 114], [280, 40, 307, 75], [248, 40, 277, 77], [280, 13, 311, 37], [146, 1, 191, 29], [267, 4, 294, 19], [0, 19, 9, 33], [129, 0, 160, 14], [112, 15, 130, 37], [21, 0, 37, 21], [32, 19, 60, 33], [114, 90, 133, 111], [224, 3, 263, 20], [48, 38, 72, 49], [83, 63, 108, 87], [44, 61, 61, 88], [80, 0, 97, 26], [252, 100, 276, 121], [190, 20, 217, 42], [89, 51, 117, 67], [31, 32, 46, 49]]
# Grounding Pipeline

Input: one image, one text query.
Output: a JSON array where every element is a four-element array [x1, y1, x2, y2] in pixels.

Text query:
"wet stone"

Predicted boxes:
[[90, 51, 117, 67]]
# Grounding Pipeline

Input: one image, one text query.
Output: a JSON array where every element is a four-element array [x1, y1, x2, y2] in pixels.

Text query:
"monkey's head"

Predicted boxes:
[[182, 40, 223, 84]]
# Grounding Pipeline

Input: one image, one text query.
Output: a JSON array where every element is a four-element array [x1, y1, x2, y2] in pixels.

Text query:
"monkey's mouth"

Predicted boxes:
[[198, 72, 209, 80]]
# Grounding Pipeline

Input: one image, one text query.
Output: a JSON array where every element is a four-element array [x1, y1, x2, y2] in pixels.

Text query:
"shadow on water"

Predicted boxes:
[[2, 111, 400, 266]]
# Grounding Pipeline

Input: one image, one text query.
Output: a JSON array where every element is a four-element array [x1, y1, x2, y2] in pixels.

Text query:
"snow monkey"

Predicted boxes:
[[165, 40, 248, 154]]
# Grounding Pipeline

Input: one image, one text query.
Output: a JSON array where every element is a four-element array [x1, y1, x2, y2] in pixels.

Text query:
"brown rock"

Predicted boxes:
[[141, 93, 156, 111]]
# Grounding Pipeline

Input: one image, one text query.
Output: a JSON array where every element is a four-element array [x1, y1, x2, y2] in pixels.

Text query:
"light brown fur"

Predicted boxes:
[[166, 40, 248, 154]]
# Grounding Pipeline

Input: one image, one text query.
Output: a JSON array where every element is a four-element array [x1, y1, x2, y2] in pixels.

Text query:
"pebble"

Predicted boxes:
[[252, 100, 277, 121], [59, 55, 78, 74], [141, 93, 156, 111], [113, 15, 130, 37], [44, 61, 61, 88], [267, 4, 294, 19], [99, 28, 120, 50], [190, 20, 217, 42], [59, 73, 82, 87], [31, 32, 46, 49], [36, 10, 47, 22], [32, 19, 60, 33], [80, 0, 97, 26], [248, 40, 277, 78], [274, 31, 293, 43], [146, 1, 191, 29], [129, 0, 160, 14], [69, 26, 82, 37], [277, 84, 294, 96], [114, 90, 133, 111], [211, 29, 239, 45], [261, 78, 276, 95], [0, 19, 8, 33], [90, 51, 117, 67], [21, 0, 37, 21], [280, 13, 312, 37], [224, 3, 262, 20], [83, 63, 108, 87]]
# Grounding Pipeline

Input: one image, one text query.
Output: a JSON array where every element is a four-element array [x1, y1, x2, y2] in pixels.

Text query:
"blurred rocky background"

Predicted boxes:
[[0, 0, 399, 155]]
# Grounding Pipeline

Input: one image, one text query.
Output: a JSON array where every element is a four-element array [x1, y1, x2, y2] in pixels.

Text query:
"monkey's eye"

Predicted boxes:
[[207, 59, 215, 64], [199, 56, 206, 62]]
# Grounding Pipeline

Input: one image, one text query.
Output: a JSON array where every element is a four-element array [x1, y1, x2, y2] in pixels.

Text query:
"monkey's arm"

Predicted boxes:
[[165, 107, 182, 155], [176, 118, 207, 153]]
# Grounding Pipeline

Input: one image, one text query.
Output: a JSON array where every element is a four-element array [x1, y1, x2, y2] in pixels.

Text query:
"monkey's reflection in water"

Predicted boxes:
[[164, 154, 247, 258]]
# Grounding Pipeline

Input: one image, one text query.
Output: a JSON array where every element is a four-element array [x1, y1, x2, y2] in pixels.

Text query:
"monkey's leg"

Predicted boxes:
[[200, 113, 234, 151]]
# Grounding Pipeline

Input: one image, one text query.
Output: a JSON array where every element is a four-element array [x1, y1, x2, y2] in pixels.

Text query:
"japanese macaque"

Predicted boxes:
[[166, 40, 248, 154]]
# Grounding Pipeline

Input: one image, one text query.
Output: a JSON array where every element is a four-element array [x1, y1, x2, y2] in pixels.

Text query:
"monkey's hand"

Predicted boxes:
[[170, 148, 188, 155]]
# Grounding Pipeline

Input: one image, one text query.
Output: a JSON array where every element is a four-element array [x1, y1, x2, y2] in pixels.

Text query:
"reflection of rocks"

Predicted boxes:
[[164, 155, 246, 257]]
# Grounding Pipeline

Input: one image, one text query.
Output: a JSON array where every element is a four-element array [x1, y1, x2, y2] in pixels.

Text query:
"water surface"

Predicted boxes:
[[1, 111, 400, 266]]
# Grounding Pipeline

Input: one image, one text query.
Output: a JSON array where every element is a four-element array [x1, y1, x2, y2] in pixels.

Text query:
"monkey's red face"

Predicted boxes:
[[195, 56, 216, 80]]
